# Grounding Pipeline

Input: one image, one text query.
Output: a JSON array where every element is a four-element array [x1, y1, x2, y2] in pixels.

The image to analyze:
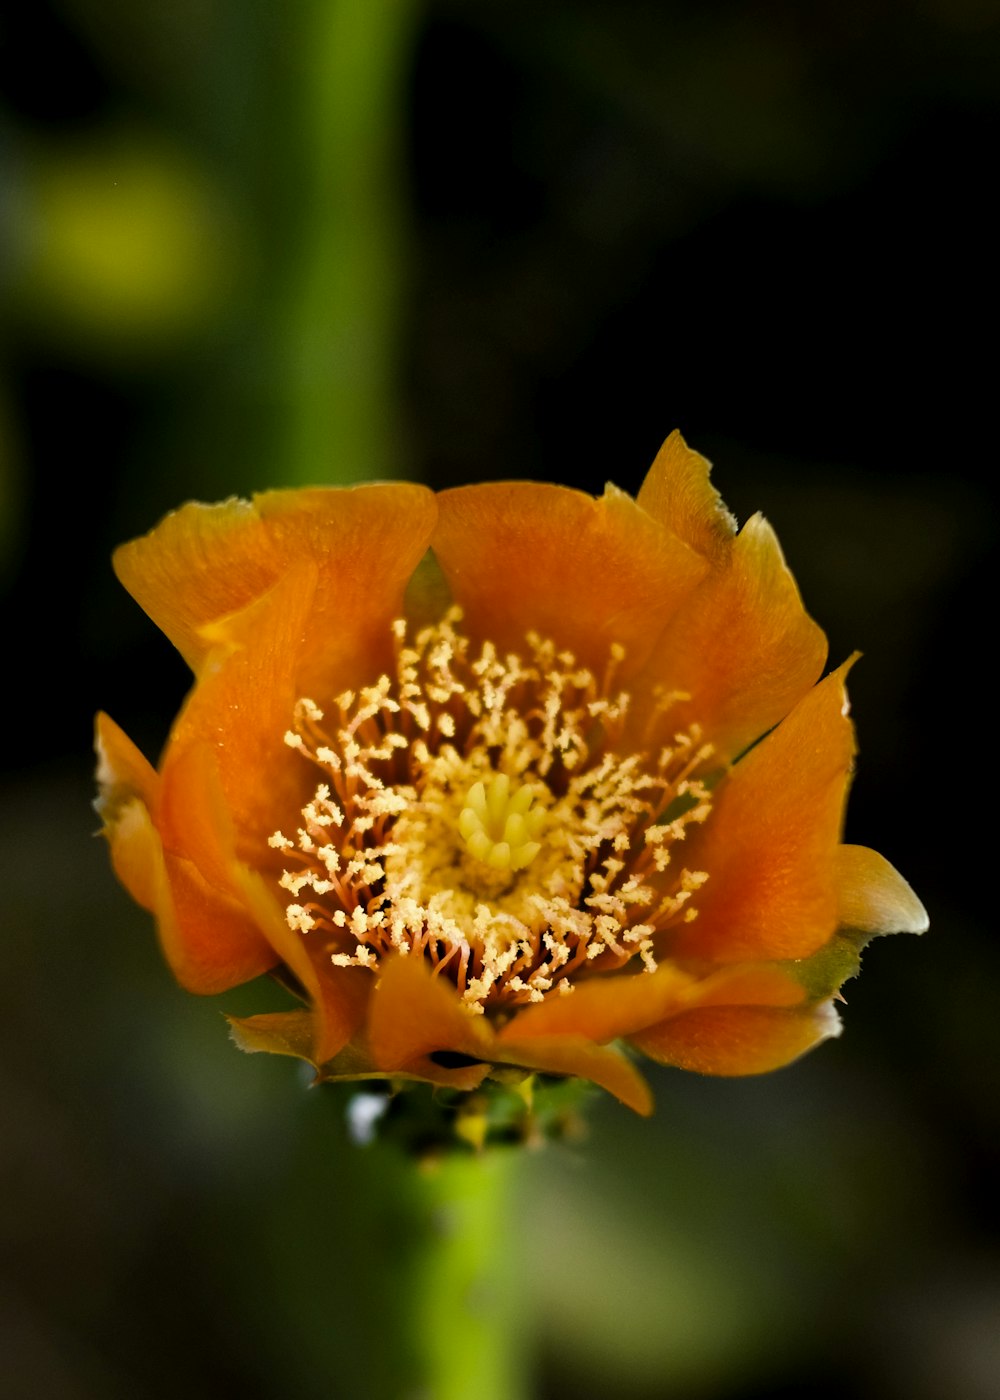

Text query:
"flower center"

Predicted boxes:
[[458, 774, 545, 873], [270, 610, 714, 1012]]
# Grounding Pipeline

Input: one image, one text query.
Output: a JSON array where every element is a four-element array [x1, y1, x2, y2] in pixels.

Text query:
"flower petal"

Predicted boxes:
[[95, 710, 159, 813], [248, 484, 438, 699], [113, 497, 279, 671], [492, 1036, 654, 1116], [634, 514, 827, 763], [499, 965, 699, 1043], [102, 797, 163, 914], [367, 954, 493, 1070], [95, 714, 274, 993], [635, 430, 737, 560], [224, 1011, 489, 1090], [114, 484, 437, 678], [160, 489, 440, 856], [158, 739, 248, 890], [233, 864, 371, 1065], [366, 959, 654, 1111], [163, 561, 321, 855], [671, 660, 857, 962], [95, 712, 161, 910], [836, 844, 929, 936], [432, 480, 708, 676], [501, 963, 804, 1044], [97, 715, 276, 993], [630, 999, 842, 1075], [155, 847, 277, 993]]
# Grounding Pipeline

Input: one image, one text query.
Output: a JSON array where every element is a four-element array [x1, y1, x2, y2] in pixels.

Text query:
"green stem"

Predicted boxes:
[[368, 1145, 530, 1400], [277, 0, 418, 487]]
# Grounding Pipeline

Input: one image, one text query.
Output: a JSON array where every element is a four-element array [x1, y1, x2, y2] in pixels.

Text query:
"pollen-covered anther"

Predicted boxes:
[[458, 774, 545, 872]]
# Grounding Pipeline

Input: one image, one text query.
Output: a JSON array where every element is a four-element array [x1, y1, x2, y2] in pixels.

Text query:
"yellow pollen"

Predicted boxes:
[[458, 774, 545, 872]]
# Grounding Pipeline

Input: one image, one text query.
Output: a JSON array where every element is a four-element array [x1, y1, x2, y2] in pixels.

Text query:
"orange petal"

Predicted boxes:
[[367, 954, 492, 1069], [96, 715, 276, 990], [636, 430, 737, 561], [95, 713, 161, 910], [498, 964, 699, 1043], [630, 999, 841, 1076], [157, 731, 305, 980], [501, 963, 804, 1044], [233, 865, 371, 1065], [224, 1010, 495, 1090], [113, 498, 279, 671], [163, 561, 320, 854], [493, 1036, 654, 1116], [158, 739, 246, 889], [157, 848, 276, 993], [151, 571, 322, 987], [432, 480, 708, 676], [633, 514, 827, 762], [100, 791, 162, 914], [249, 483, 438, 698], [95, 711, 160, 814], [671, 660, 857, 962], [149, 740, 278, 992], [114, 484, 437, 680], [161, 490, 439, 855], [227, 1011, 490, 1091], [367, 959, 654, 1111], [836, 844, 929, 936]]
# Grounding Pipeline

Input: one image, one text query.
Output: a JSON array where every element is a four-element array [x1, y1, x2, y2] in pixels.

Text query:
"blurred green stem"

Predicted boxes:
[[279, 0, 417, 486], [366, 1144, 529, 1400], [397, 1148, 529, 1400]]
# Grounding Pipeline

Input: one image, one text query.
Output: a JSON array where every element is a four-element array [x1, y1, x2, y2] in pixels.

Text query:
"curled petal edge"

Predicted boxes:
[[636, 429, 737, 561], [836, 844, 929, 936]]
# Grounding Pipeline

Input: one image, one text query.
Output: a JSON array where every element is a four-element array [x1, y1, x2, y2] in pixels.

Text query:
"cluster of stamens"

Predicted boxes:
[[269, 609, 713, 1013]]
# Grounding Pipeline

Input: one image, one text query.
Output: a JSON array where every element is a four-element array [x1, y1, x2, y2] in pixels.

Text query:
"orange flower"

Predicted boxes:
[[95, 433, 926, 1116]]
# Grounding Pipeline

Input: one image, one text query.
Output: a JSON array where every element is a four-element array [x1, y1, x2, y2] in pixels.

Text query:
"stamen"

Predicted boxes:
[[273, 610, 713, 1012]]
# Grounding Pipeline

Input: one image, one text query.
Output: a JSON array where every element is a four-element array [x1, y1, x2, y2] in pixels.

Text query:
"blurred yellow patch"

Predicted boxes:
[[17, 134, 245, 354]]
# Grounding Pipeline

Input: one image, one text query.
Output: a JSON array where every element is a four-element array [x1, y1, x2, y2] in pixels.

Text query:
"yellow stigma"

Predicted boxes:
[[458, 773, 545, 872]]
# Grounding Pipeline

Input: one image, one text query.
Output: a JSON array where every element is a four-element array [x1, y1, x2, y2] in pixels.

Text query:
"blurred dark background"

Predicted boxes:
[[1, 3, 997, 1398]]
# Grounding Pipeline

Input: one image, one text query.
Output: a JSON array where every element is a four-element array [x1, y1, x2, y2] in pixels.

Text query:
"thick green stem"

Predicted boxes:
[[366, 1145, 530, 1400], [276, 0, 417, 487]]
